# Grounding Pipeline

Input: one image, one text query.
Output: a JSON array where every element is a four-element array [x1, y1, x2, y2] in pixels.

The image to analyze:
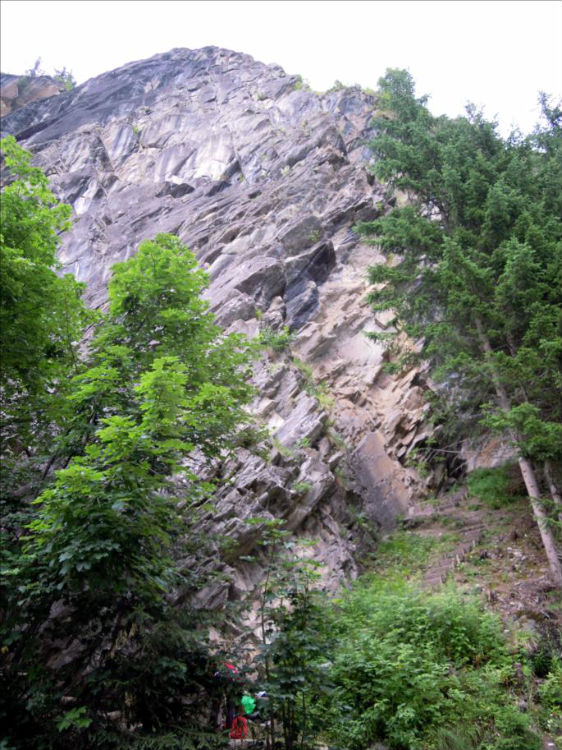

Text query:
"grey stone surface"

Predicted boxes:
[[2, 46, 434, 602]]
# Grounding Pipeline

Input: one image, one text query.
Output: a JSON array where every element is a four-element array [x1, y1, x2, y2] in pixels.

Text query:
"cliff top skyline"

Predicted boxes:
[[2, 0, 561, 138]]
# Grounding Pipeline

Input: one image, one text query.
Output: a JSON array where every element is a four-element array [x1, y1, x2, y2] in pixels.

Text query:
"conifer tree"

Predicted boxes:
[[357, 70, 562, 585]]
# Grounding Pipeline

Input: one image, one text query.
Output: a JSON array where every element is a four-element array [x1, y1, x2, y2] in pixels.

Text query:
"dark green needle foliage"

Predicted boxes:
[[357, 70, 562, 575], [359, 71, 561, 448]]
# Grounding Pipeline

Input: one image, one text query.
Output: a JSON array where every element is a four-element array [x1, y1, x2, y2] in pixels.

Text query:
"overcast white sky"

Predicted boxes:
[[1, 0, 561, 136]]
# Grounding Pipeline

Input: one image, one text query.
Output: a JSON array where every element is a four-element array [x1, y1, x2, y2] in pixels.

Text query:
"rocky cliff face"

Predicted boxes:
[[1, 47, 434, 596], [0, 73, 66, 116]]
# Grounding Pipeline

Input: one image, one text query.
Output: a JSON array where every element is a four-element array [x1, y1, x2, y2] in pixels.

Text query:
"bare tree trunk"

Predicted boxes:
[[544, 460, 562, 526], [260, 563, 275, 750], [475, 319, 562, 587], [517, 455, 562, 586]]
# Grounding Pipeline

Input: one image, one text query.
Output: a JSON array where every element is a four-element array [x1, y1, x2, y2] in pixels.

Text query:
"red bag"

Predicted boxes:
[[230, 715, 248, 739]]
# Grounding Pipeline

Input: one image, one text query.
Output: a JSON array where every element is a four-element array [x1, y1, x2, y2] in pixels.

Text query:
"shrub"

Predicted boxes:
[[292, 480, 313, 494], [467, 465, 523, 509], [537, 657, 562, 736], [322, 583, 540, 750], [258, 325, 295, 352]]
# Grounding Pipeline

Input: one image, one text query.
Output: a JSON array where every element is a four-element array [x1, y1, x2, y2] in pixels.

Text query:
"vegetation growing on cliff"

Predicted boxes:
[[357, 69, 562, 585], [0, 141, 256, 748], [20, 58, 76, 89]]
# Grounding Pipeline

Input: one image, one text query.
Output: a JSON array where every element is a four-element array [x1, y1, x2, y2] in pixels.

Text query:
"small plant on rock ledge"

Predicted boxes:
[[292, 480, 313, 495], [258, 325, 295, 352], [272, 437, 296, 459], [293, 74, 310, 91]]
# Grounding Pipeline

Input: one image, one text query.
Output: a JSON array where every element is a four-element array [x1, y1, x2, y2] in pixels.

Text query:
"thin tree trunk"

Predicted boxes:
[[300, 693, 307, 750], [544, 460, 562, 526], [260, 563, 275, 750], [518, 455, 562, 585], [475, 319, 562, 587]]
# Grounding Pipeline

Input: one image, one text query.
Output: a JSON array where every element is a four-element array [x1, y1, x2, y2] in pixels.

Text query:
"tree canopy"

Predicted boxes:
[[357, 70, 562, 584], [25, 233, 255, 607], [1, 214, 256, 744], [0, 135, 92, 467]]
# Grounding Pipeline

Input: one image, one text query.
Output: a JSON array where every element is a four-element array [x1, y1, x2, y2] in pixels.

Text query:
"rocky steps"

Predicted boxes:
[[1, 47, 434, 600]]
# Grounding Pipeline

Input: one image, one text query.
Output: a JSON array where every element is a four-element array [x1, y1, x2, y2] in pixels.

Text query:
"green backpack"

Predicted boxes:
[[241, 694, 256, 714]]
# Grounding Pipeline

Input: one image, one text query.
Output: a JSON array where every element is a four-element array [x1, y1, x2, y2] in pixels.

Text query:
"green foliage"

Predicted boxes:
[[292, 480, 313, 494], [322, 582, 541, 750], [263, 585, 332, 750], [293, 75, 309, 91], [272, 437, 296, 458], [27, 233, 252, 592], [254, 521, 329, 750], [0, 138, 93, 644], [258, 324, 295, 352], [326, 427, 347, 452], [467, 465, 523, 509], [328, 80, 346, 92], [358, 71, 562, 462], [0, 136, 92, 460], [25, 357, 196, 602], [292, 357, 313, 379], [19, 60, 76, 90], [2, 234, 255, 748], [484, 402, 562, 463], [56, 706, 92, 732], [291, 357, 334, 412], [53, 67, 76, 91], [537, 657, 562, 736], [358, 69, 562, 558], [372, 529, 448, 580]]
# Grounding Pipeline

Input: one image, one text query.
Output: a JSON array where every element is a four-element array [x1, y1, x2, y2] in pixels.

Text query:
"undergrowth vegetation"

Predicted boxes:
[[321, 582, 542, 750], [467, 465, 526, 509]]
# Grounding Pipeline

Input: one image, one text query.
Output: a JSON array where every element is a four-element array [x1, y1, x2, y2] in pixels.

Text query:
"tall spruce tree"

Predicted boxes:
[[357, 70, 562, 585]]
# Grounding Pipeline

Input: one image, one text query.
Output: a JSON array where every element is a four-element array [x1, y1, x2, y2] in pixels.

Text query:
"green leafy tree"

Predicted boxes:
[[0, 136, 91, 463], [2, 234, 256, 748], [264, 584, 331, 750], [0, 137, 93, 634], [357, 70, 562, 585], [248, 519, 330, 750], [56, 233, 252, 462]]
